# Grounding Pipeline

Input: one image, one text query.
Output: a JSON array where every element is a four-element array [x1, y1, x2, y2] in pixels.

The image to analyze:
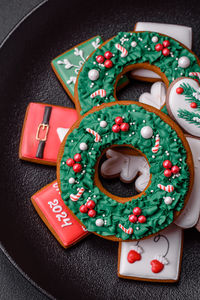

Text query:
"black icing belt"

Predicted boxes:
[[36, 106, 52, 159]]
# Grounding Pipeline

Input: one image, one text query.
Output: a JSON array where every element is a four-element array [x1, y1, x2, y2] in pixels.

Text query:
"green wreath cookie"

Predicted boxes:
[[57, 101, 193, 241], [74, 31, 200, 115]]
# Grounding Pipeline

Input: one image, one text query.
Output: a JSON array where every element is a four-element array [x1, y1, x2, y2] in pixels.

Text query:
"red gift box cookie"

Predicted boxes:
[[19, 102, 78, 165]]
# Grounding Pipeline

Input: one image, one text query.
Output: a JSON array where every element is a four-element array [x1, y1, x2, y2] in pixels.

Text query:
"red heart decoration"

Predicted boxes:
[[127, 250, 141, 263], [150, 259, 164, 273]]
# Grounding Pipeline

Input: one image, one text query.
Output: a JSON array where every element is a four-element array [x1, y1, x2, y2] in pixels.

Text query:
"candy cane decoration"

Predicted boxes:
[[70, 187, 85, 201], [119, 224, 133, 235], [189, 72, 200, 80], [157, 184, 174, 193], [86, 128, 101, 142], [90, 89, 106, 98], [152, 134, 160, 153], [115, 43, 128, 58]]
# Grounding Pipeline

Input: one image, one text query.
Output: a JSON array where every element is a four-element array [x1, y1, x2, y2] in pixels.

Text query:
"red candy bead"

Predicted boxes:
[[138, 215, 146, 223], [80, 205, 88, 213], [162, 48, 170, 56], [190, 102, 197, 108], [86, 200, 96, 210], [74, 153, 82, 162], [171, 165, 180, 174], [176, 87, 184, 94], [66, 158, 75, 167], [73, 163, 82, 173], [155, 43, 163, 51], [104, 59, 113, 68], [88, 209, 96, 218], [120, 123, 129, 132], [115, 116, 123, 125], [133, 207, 142, 216], [163, 40, 170, 48], [164, 169, 172, 178], [129, 214, 138, 223], [163, 160, 172, 169], [112, 124, 121, 133], [96, 55, 104, 63], [104, 51, 113, 59]]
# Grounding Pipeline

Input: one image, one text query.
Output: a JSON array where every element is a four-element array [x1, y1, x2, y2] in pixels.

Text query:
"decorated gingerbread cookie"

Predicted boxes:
[[74, 31, 200, 115], [19, 103, 78, 165], [51, 36, 129, 102], [57, 101, 193, 241], [31, 180, 89, 248], [118, 224, 183, 282], [166, 77, 200, 138]]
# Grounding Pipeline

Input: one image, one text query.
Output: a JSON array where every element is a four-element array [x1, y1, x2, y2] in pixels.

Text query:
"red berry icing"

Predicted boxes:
[[104, 59, 113, 68], [129, 214, 138, 223], [115, 116, 123, 125], [163, 40, 170, 48], [120, 122, 129, 132], [80, 204, 88, 213], [127, 250, 141, 263], [133, 207, 142, 216], [176, 87, 184, 94], [74, 153, 82, 162], [155, 43, 163, 51], [112, 124, 120, 133], [164, 169, 172, 178], [96, 55, 104, 63], [66, 158, 75, 167], [162, 48, 170, 56], [88, 209, 96, 218], [138, 215, 146, 223], [190, 102, 197, 108], [163, 160, 172, 169], [73, 163, 82, 173], [104, 51, 113, 59], [150, 259, 164, 273], [86, 200, 96, 210], [171, 165, 180, 174]]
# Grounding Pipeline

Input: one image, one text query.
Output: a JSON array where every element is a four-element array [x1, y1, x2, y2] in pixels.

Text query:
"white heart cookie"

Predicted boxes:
[[139, 82, 166, 109]]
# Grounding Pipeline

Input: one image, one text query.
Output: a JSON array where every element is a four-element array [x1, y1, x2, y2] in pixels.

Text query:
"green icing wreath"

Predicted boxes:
[[77, 31, 200, 115], [59, 103, 190, 240]]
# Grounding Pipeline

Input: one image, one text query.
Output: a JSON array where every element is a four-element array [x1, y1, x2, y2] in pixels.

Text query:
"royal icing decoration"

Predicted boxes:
[[167, 78, 200, 137], [139, 82, 166, 109], [115, 43, 128, 57], [175, 137, 200, 228], [101, 149, 150, 192], [86, 128, 101, 142], [90, 89, 106, 98], [31, 181, 88, 248], [70, 187, 85, 201], [19, 103, 78, 165], [118, 224, 182, 281], [59, 103, 191, 240], [152, 134, 160, 153], [140, 126, 153, 139]]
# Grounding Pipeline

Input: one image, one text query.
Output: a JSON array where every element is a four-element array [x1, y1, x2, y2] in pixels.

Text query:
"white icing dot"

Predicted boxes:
[[131, 41, 137, 47], [93, 62, 96, 64], [79, 142, 88, 151], [140, 126, 153, 139], [62, 162, 65, 165], [151, 190, 154, 193], [89, 152, 92, 155], [69, 177, 75, 184], [152, 155, 155, 158], [178, 56, 190, 68], [132, 109, 135, 112], [102, 214, 105, 217], [174, 139, 177, 141], [88, 197, 91, 200], [136, 227, 139, 230], [145, 45, 148, 48], [164, 196, 173, 205], [91, 148, 94, 150], [152, 36, 158, 43], [71, 140, 74, 143], [143, 120, 146, 123], [129, 134, 131, 137], [93, 195, 96, 198], [100, 120, 107, 128], [96, 219, 104, 227]]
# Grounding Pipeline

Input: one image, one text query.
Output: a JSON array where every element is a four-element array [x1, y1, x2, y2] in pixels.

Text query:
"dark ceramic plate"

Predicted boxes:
[[0, 1, 200, 299]]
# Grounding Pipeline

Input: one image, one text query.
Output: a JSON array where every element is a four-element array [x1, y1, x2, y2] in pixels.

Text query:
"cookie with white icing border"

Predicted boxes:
[[166, 77, 200, 138]]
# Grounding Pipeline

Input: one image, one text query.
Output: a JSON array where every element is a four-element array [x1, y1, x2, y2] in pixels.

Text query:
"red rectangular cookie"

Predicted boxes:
[[19, 102, 78, 165], [31, 180, 89, 248]]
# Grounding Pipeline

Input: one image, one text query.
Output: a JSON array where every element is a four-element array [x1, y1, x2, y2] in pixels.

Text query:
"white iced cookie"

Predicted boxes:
[[130, 22, 192, 80], [118, 224, 182, 282], [175, 137, 200, 228], [166, 78, 200, 138], [100, 149, 150, 192], [139, 82, 166, 109]]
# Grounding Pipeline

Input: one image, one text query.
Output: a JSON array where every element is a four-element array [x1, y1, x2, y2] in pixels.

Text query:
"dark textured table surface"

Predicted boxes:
[[0, 2, 49, 299]]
